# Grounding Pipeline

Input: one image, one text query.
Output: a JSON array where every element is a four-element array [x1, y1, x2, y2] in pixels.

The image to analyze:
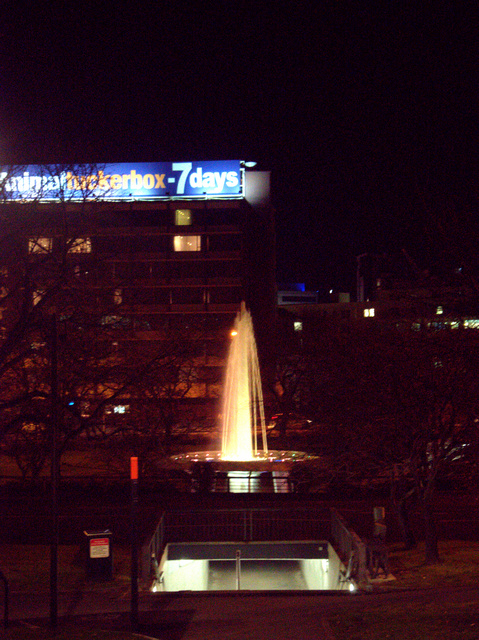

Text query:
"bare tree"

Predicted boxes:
[[308, 319, 479, 563], [0, 165, 223, 479]]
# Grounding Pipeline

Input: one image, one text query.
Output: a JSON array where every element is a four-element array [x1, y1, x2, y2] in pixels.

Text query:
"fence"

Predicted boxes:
[[330, 508, 369, 588], [141, 506, 387, 589], [141, 506, 330, 579]]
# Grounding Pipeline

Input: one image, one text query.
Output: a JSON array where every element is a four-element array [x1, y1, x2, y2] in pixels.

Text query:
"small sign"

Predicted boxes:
[[90, 538, 110, 558]]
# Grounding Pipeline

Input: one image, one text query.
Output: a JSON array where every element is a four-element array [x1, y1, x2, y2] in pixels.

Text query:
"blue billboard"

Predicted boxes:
[[0, 161, 243, 200]]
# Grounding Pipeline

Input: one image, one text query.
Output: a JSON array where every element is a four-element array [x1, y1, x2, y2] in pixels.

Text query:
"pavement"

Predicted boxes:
[[4, 578, 479, 639]]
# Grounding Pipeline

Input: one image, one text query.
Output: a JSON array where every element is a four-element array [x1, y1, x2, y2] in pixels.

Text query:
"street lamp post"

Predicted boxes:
[[130, 456, 139, 631], [50, 313, 59, 628]]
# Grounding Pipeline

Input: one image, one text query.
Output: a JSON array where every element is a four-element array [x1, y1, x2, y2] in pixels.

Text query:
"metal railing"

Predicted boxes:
[[141, 512, 165, 580], [330, 508, 369, 589], [142, 506, 383, 590], [141, 506, 330, 580]]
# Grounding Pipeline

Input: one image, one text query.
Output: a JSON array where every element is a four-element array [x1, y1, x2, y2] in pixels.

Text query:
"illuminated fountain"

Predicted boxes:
[[170, 302, 314, 476], [221, 301, 268, 461]]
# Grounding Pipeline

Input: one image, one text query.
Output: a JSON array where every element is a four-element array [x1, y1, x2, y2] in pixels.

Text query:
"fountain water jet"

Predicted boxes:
[[169, 302, 315, 479], [221, 302, 268, 461]]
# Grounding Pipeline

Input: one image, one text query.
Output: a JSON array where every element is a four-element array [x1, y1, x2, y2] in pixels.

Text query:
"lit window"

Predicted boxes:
[[294, 321, 303, 332], [29, 237, 52, 253], [31, 341, 46, 350], [80, 401, 90, 417], [33, 289, 46, 306], [175, 209, 192, 225], [436, 306, 443, 315], [68, 238, 92, 253], [104, 404, 130, 415], [114, 404, 129, 414], [174, 235, 201, 252], [364, 308, 375, 318]]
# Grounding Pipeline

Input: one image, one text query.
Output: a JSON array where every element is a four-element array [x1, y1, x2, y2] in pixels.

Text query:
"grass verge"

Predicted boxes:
[[386, 539, 479, 589], [0, 544, 131, 592], [328, 539, 479, 639], [329, 600, 479, 640]]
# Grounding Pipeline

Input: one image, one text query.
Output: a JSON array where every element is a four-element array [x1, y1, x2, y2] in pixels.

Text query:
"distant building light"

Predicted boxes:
[[364, 308, 375, 318], [114, 288, 123, 305], [113, 404, 129, 414], [33, 289, 46, 306], [105, 404, 130, 415], [436, 306, 443, 315], [294, 321, 303, 332]]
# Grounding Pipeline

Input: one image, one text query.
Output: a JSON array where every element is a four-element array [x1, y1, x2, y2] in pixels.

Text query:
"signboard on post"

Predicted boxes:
[[83, 530, 113, 580], [89, 538, 110, 559]]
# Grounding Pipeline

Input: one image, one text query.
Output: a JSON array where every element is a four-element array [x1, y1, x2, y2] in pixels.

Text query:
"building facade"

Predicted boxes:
[[0, 161, 276, 438]]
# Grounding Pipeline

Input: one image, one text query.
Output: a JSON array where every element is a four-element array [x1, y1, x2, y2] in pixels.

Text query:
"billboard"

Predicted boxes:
[[0, 160, 243, 200]]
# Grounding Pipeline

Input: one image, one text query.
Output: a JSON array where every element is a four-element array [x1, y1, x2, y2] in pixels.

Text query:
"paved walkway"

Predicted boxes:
[[4, 583, 479, 639]]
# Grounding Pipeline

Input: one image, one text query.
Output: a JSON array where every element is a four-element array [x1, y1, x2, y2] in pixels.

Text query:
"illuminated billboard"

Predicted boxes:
[[0, 161, 243, 201]]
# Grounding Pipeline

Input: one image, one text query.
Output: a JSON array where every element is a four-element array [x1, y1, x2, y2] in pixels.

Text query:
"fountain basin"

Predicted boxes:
[[170, 450, 317, 472]]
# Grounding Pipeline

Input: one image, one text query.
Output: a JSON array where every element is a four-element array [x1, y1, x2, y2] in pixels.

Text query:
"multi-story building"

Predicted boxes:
[[0, 161, 276, 434], [279, 251, 479, 338]]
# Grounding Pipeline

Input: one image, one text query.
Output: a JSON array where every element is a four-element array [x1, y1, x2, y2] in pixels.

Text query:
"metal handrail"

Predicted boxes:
[[141, 512, 165, 580], [330, 508, 369, 589]]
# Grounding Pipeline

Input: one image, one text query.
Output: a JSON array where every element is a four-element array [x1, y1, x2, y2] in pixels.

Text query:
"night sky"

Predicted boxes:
[[1, 1, 477, 297]]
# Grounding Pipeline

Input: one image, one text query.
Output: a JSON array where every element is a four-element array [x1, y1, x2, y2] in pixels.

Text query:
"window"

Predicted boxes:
[[29, 237, 52, 253], [294, 321, 303, 332], [207, 287, 241, 304], [68, 237, 92, 253], [364, 308, 375, 318], [436, 306, 443, 315], [74, 263, 92, 279], [171, 260, 205, 279], [175, 209, 192, 225], [33, 289, 46, 306], [105, 404, 130, 415], [171, 287, 204, 305], [207, 235, 241, 252], [174, 235, 201, 252], [113, 404, 129, 414]]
